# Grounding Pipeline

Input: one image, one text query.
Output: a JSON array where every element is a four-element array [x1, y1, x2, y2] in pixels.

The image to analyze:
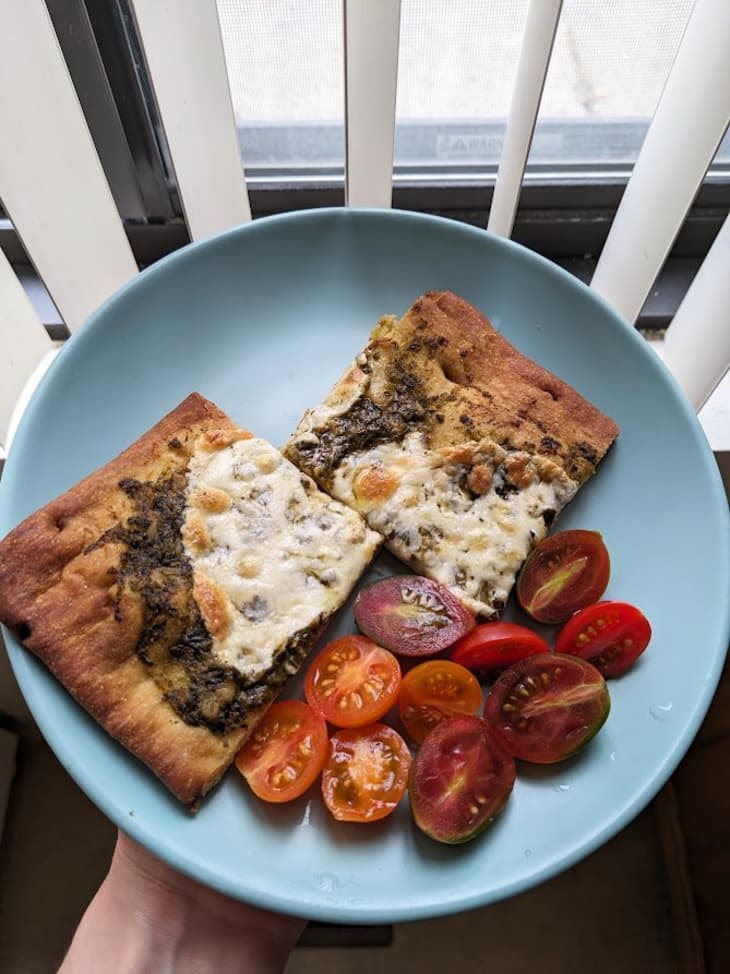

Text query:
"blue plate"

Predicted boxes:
[[2, 209, 728, 923]]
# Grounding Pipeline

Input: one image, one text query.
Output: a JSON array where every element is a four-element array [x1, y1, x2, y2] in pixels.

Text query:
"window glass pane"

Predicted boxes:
[[395, 0, 696, 175], [215, 0, 724, 180], [529, 0, 695, 170], [395, 0, 527, 172], [216, 0, 344, 176]]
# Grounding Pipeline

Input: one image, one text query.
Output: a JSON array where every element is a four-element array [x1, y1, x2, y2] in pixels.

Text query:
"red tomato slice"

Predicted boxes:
[[353, 575, 475, 656], [322, 723, 411, 822], [235, 700, 328, 803], [517, 530, 610, 624], [450, 622, 550, 674], [398, 660, 483, 744], [409, 715, 516, 844], [304, 635, 402, 728], [555, 601, 652, 677], [483, 653, 610, 764]]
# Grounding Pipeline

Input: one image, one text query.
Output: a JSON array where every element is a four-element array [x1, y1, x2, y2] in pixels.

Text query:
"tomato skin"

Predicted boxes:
[[304, 635, 402, 728], [398, 660, 483, 744], [354, 575, 475, 657], [517, 530, 610, 624], [483, 653, 610, 764], [235, 701, 328, 803], [555, 601, 652, 677], [450, 623, 550, 675], [409, 715, 516, 844], [322, 723, 411, 823]]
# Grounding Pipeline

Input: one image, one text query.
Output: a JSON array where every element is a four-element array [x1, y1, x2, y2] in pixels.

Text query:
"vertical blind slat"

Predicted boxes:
[[0, 0, 138, 331], [0, 252, 53, 449], [344, 0, 401, 208], [662, 213, 730, 412], [487, 0, 563, 238], [129, 0, 251, 240], [590, 0, 730, 324]]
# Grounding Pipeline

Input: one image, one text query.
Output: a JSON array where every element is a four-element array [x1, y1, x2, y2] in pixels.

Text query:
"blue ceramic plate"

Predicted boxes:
[[2, 210, 728, 923]]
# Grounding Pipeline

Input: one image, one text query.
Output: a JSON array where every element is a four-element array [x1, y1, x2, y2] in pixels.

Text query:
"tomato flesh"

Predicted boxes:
[[304, 635, 401, 728], [235, 700, 328, 803], [322, 723, 411, 822], [450, 622, 550, 675], [556, 601, 652, 678], [409, 715, 516, 844], [398, 660, 483, 744], [483, 653, 610, 764], [354, 575, 475, 656], [517, 530, 610, 624]]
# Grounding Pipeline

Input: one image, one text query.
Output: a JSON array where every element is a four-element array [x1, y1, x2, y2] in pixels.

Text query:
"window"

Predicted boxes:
[[214, 0, 729, 183], [1, 0, 728, 320]]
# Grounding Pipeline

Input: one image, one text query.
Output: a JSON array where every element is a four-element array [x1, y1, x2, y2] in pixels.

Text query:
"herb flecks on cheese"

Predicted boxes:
[[183, 436, 380, 681], [332, 433, 576, 617]]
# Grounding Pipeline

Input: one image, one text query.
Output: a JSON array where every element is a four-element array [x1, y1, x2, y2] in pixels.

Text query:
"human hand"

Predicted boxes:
[[60, 830, 306, 974]]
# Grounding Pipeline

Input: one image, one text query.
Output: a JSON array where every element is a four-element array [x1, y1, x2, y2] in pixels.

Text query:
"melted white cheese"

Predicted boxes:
[[183, 437, 380, 681], [332, 433, 576, 617]]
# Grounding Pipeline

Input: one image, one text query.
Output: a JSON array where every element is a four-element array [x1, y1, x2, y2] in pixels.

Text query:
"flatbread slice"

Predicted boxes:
[[285, 290, 619, 618], [0, 393, 380, 807]]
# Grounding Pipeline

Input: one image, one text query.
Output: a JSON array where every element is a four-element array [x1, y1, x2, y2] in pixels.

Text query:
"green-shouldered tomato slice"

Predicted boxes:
[[483, 653, 610, 764], [409, 715, 516, 844], [235, 700, 328, 803], [398, 660, 483, 744], [322, 723, 411, 822], [517, 530, 610, 624], [354, 575, 475, 656], [304, 635, 402, 728], [450, 622, 550, 675], [555, 601, 652, 677]]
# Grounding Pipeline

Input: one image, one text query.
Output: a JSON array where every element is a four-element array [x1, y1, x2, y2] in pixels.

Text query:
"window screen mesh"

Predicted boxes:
[[216, 1, 727, 176]]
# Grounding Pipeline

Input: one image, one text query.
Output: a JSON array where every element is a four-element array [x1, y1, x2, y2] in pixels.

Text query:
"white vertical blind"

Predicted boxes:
[[344, 0, 401, 208], [129, 0, 251, 240], [0, 0, 137, 332], [488, 0, 563, 238], [590, 0, 730, 323], [0, 253, 53, 451], [663, 213, 730, 412]]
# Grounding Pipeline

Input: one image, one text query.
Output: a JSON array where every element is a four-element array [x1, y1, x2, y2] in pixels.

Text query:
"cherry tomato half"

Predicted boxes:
[[235, 700, 328, 803], [322, 723, 411, 822], [556, 601, 652, 678], [354, 575, 475, 656], [483, 653, 610, 764], [304, 635, 402, 728], [450, 622, 550, 675], [517, 530, 610, 624], [409, 715, 516, 844], [398, 660, 483, 744]]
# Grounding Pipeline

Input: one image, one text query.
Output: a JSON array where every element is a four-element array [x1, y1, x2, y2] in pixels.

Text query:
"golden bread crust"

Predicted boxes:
[[402, 290, 619, 472], [0, 394, 265, 807]]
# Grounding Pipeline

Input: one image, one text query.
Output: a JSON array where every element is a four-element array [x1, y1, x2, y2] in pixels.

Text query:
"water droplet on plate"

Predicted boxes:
[[552, 783, 571, 793], [524, 848, 532, 858], [609, 751, 616, 762], [650, 702, 673, 721], [315, 872, 339, 893]]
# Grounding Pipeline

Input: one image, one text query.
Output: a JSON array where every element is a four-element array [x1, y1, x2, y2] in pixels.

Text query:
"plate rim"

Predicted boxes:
[[2, 207, 729, 923]]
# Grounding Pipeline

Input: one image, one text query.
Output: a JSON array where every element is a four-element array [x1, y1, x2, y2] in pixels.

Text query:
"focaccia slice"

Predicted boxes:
[[0, 393, 380, 807], [285, 291, 619, 619]]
